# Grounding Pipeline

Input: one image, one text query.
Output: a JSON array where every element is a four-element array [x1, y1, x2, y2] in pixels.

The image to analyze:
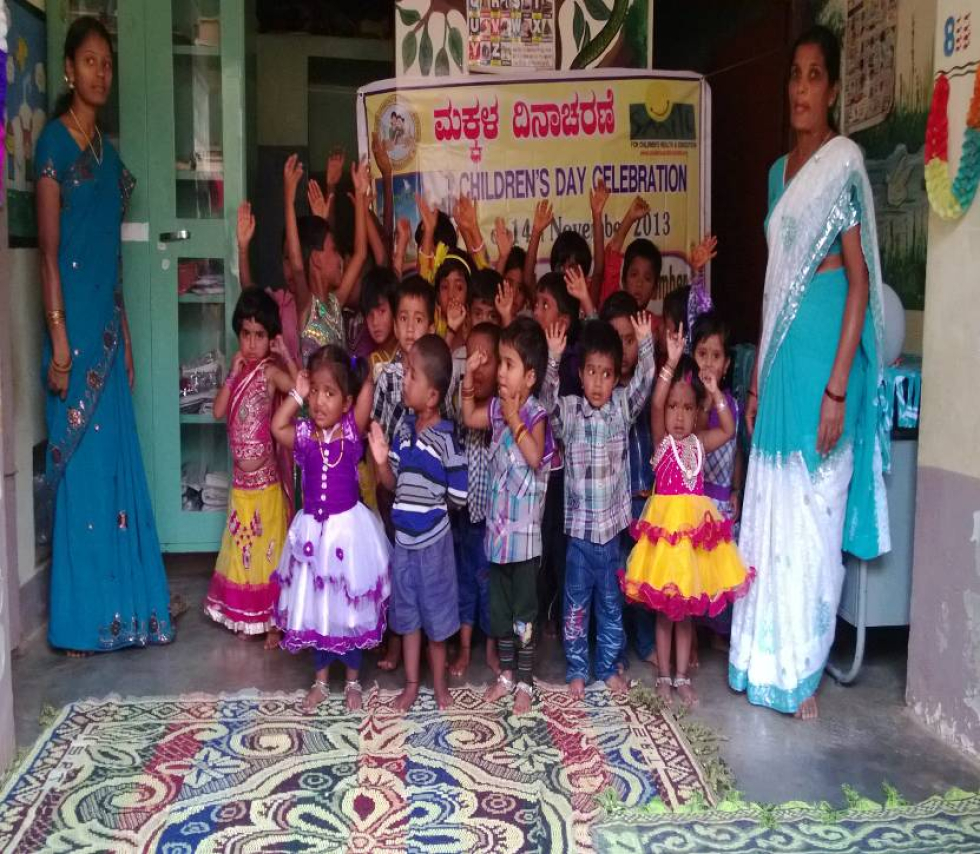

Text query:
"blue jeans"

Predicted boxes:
[[453, 514, 491, 634], [563, 535, 625, 683], [623, 496, 656, 661]]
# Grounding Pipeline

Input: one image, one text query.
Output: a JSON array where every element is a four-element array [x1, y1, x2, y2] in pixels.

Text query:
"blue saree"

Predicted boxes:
[[35, 119, 173, 652], [729, 137, 890, 713]]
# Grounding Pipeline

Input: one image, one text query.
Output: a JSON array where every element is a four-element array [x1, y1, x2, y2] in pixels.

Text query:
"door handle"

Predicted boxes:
[[159, 230, 191, 242]]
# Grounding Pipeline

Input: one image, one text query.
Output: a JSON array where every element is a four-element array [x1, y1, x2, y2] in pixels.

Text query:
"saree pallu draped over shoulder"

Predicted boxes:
[[36, 119, 173, 652], [729, 137, 891, 714]]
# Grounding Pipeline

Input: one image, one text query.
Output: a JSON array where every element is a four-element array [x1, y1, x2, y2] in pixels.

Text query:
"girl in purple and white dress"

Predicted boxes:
[[271, 345, 390, 713]]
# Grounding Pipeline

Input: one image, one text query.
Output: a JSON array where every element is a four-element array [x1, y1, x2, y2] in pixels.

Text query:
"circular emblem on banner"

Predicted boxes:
[[645, 82, 673, 122], [374, 95, 420, 169]]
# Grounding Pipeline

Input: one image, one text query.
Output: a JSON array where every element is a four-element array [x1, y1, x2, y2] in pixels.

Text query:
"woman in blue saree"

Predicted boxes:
[[36, 17, 172, 654], [728, 27, 890, 719]]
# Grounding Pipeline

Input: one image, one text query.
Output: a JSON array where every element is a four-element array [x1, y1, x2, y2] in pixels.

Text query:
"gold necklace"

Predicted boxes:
[[68, 107, 103, 166]]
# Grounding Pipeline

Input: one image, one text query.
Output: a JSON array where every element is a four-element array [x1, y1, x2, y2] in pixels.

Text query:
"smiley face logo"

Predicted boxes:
[[645, 82, 673, 122]]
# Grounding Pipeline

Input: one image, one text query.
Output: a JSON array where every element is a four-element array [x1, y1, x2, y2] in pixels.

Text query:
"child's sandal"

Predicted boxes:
[[345, 680, 363, 695], [312, 679, 330, 697], [498, 673, 514, 692]]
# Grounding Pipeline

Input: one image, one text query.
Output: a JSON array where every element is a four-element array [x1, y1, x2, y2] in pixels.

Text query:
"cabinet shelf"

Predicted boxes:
[[175, 170, 224, 181], [178, 292, 226, 304], [179, 412, 222, 424], [173, 44, 220, 56]]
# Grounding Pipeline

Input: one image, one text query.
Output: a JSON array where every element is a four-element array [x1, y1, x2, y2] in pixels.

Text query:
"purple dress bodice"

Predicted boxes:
[[294, 411, 361, 521]]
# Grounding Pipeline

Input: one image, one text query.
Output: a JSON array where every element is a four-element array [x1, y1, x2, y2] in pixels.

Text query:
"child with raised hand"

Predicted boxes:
[[450, 322, 502, 680], [283, 154, 371, 360], [434, 250, 474, 347], [600, 291, 658, 670], [468, 268, 504, 327], [661, 235, 718, 349], [597, 196, 664, 313], [462, 317, 555, 714], [237, 200, 302, 365], [493, 218, 531, 317], [533, 270, 581, 634], [523, 180, 609, 295], [368, 334, 468, 712], [359, 266, 399, 379], [540, 311, 656, 697], [270, 345, 389, 714], [623, 324, 753, 706], [205, 289, 298, 647]]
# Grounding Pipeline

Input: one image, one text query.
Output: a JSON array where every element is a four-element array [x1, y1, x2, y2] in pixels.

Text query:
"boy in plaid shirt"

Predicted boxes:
[[462, 317, 554, 715], [540, 304, 655, 698]]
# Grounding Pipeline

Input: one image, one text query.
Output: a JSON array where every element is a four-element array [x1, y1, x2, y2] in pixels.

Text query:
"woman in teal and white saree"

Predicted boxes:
[[728, 27, 890, 720]]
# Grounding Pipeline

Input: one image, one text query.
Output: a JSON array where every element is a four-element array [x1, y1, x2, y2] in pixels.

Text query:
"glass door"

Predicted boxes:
[[145, 0, 247, 549]]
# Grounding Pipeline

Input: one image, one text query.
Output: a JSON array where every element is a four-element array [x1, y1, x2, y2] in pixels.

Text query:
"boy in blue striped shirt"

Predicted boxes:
[[369, 334, 468, 711]]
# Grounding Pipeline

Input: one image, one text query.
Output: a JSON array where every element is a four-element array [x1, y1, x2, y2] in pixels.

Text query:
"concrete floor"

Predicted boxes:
[[11, 554, 980, 805]]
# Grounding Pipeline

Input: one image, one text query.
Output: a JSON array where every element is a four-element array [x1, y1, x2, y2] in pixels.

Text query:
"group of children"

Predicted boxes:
[[201, 148, 754, 714]]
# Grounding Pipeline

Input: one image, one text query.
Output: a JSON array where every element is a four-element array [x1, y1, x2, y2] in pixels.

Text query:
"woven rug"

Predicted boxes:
[[0, 684, 714, 852], [594, 787, 980, 853]]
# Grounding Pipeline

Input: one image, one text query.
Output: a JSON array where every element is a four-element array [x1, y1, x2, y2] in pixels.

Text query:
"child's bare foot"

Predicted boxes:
[[605, 673, 629, 693], [393, 681, 419, 712], [448, 646, 471, 679], [66, 650, 93, 658], [673, 674, 698, 706], [486, 640, 500, 676], [795, 696, 819, 720], [264, 629, 281, 650], [484, 672, 513, 703], [345, 680, 363, 712], [302, 680, 330, 713], [568, 677, 586, 699], [513, 684, 533, 714], [377, 648, 400, 672], [655, 676, 673, 704], [434, 684, 454, 709]]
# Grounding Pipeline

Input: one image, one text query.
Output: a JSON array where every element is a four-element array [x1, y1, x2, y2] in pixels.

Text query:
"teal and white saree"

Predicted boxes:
[[728, 137, 891, 713]]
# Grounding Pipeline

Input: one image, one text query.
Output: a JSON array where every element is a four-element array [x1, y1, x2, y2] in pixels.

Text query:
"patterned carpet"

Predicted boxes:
[[595, 788, 980, 853], [0, 684, 714, 852]]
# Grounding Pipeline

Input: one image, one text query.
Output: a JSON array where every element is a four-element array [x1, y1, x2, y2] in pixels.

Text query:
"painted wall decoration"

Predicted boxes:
[[925, 9, 980, 220], [818, 0, 934, 311], [357, 70, 709, 300], [395, 0, 651, 78], [4, 0, 46, 247]]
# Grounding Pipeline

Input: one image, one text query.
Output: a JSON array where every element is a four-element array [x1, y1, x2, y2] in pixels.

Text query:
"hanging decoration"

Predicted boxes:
[[925, 64, 980, 221]]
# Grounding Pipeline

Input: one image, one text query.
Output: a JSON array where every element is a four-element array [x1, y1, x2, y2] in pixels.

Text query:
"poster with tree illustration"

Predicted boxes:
[[395, 0, 651, 77], [817, 0, 934, 311]]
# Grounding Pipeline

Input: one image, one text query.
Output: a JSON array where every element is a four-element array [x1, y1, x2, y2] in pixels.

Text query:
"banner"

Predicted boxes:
[[358, 69, 710, 300]]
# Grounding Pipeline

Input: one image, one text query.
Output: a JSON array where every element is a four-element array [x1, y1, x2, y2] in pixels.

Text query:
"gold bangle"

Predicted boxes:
[[51, 356, 73, 373], [47, 309, 66, 325], [514, 423, 528, 444]]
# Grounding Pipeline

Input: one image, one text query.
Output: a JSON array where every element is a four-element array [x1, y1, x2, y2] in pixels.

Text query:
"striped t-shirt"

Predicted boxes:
[[389, 415, 468, 549]]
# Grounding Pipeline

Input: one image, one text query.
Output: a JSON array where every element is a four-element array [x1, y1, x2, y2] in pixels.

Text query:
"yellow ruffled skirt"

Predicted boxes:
[[623, 493, 754, 621], [205, 481, 288, 633]]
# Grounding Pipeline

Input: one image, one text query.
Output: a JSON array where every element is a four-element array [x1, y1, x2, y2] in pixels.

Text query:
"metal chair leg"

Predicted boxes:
[[826, 559, 868, 685]]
